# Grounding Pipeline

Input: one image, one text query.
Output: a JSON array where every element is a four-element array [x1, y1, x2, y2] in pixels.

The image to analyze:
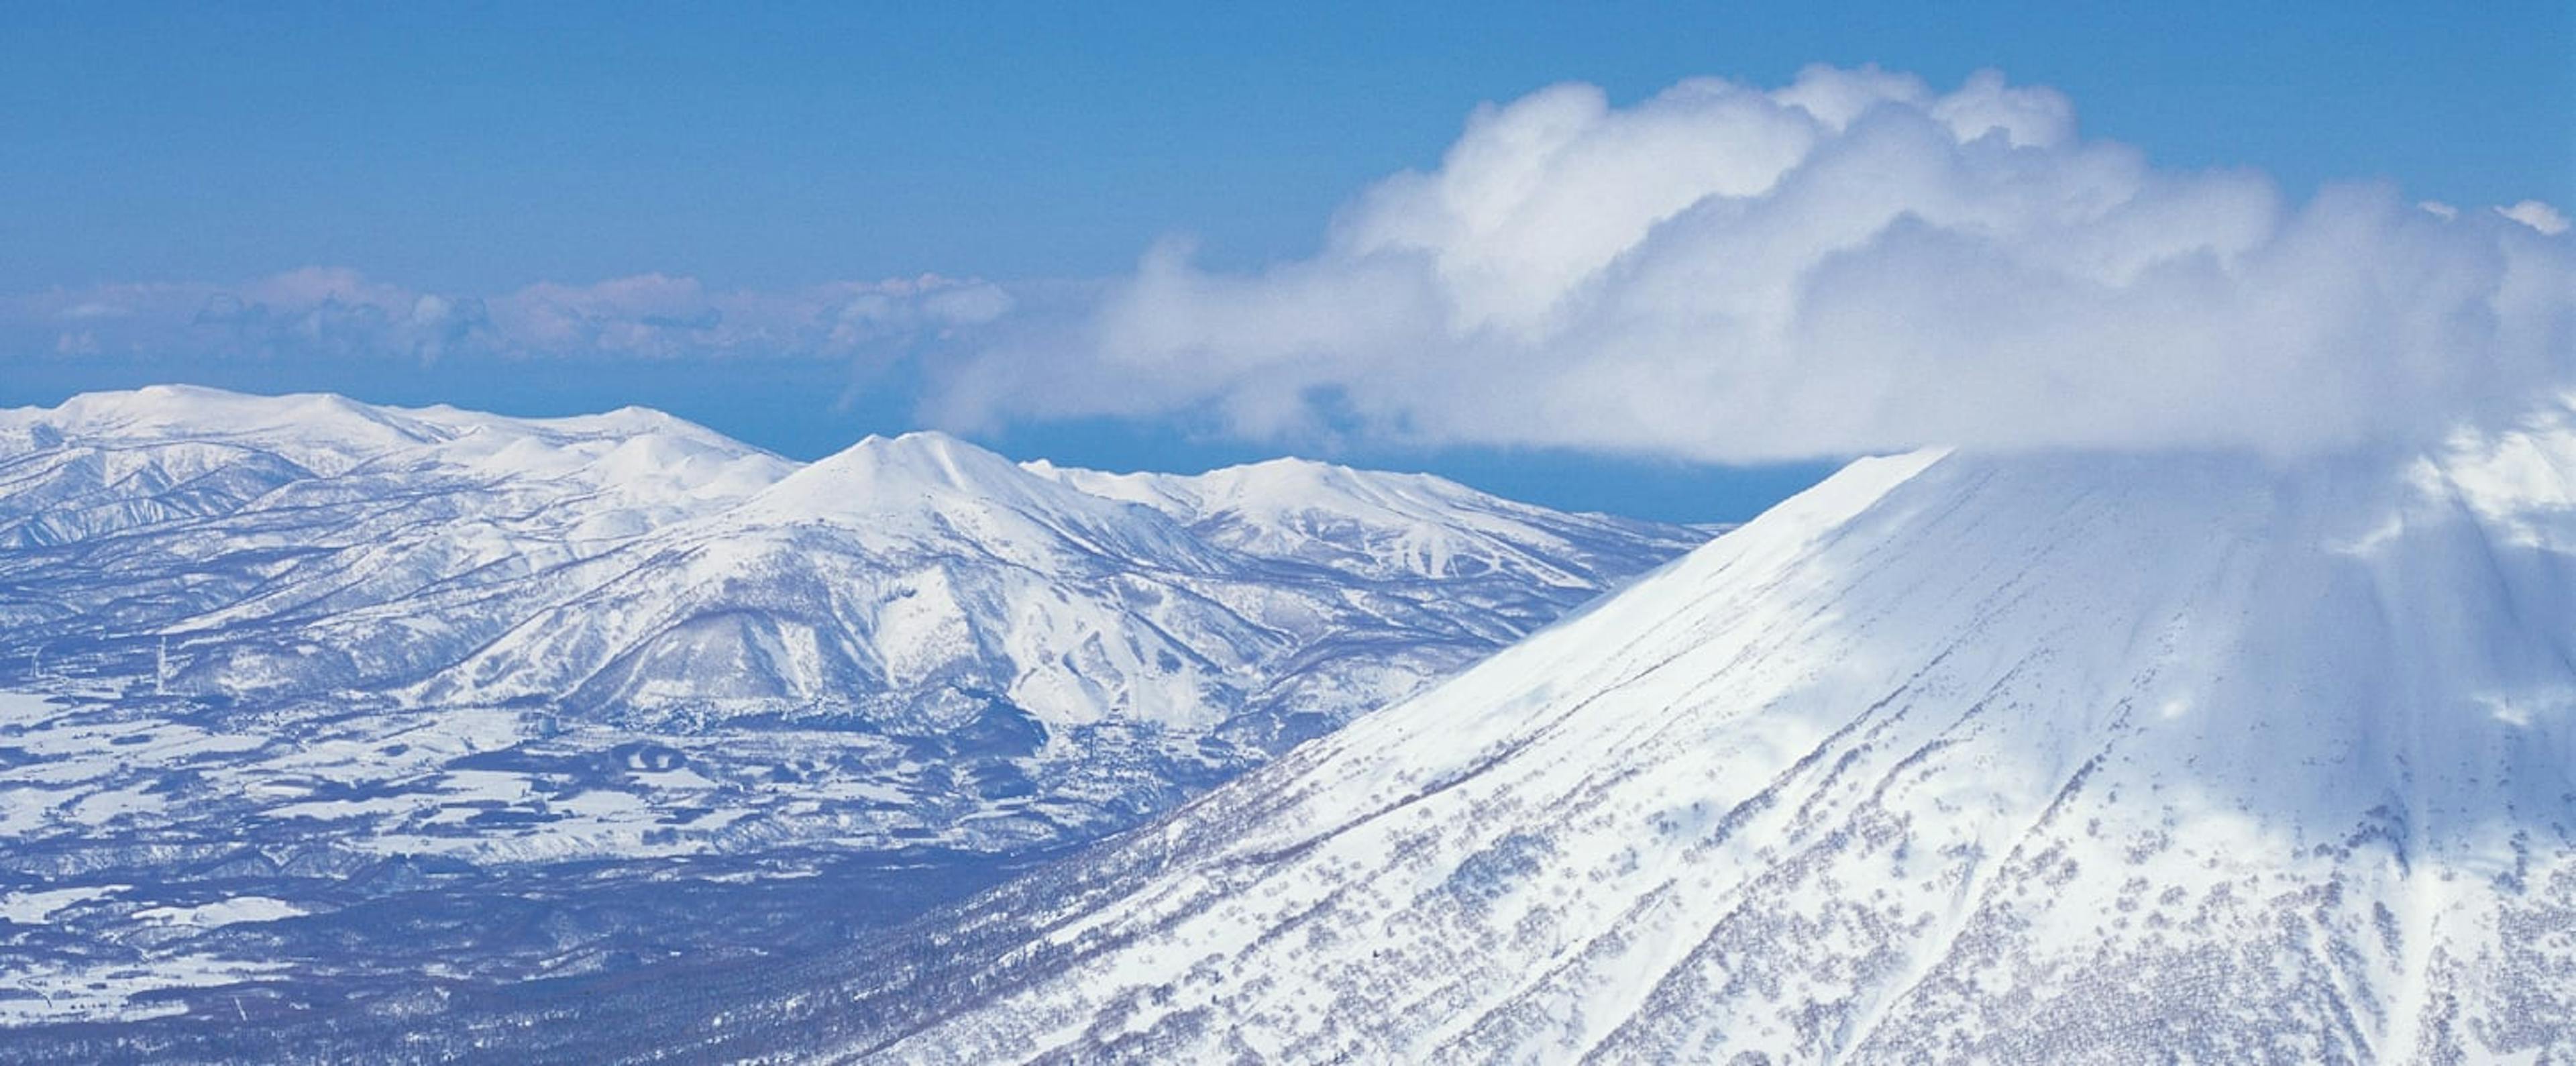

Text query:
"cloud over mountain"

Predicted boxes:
[[929, 66, 2576, 461]]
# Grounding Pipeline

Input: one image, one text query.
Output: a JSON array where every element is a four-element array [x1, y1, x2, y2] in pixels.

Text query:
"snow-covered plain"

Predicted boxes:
[[0, 386, 1703, 1037]]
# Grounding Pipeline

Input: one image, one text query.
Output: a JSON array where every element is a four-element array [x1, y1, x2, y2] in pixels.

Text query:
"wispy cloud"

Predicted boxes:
[[5, 268, 1011, 365], [928, 66, 2576, 461]]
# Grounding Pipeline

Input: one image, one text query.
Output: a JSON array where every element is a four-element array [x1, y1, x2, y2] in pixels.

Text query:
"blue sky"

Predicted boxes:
[[4, 1, 2570, 521]]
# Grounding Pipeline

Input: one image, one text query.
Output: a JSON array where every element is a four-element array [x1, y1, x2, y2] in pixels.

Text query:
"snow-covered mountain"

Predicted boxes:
[[486, 414, 2576, 1063], [0, 386, 798, 690], [1, 386, 1697, 741], [0, 385, 1705, 1034]]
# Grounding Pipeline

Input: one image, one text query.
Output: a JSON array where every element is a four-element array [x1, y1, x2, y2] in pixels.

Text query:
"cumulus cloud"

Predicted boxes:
[[1, 268, 1010, 365], [929, 66, 2576, 460]]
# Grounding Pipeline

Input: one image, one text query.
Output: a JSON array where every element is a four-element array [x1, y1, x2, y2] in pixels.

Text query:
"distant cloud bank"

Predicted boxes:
[[932, 66, 2575, 461], [11, 66, 2570, 462], [9, 268, 1010, 365]]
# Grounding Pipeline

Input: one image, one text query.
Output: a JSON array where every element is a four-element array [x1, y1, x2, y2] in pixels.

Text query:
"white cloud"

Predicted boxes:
[[3, 271, 1011, 365], [929, 66, 2576, 461], [2500, 199, 2571, 236]]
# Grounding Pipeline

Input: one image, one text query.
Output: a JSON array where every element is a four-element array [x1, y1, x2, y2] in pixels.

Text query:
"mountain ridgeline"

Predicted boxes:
[[1, 385, 1702, 744]]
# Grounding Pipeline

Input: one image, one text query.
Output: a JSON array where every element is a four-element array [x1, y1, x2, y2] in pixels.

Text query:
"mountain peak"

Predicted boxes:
[[1032, 451, 1700, 584], [13, 386, 449, 473], [720, 429, 1233, 575], [837, 429, 1006, 482], [743, 429, 1038, 514], [1029, 453, 1434, 515]]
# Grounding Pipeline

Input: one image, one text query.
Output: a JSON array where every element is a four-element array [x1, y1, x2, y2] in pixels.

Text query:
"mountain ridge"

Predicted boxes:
[[0, 386, 1703, 721], [0, 384, 1710, 1037]]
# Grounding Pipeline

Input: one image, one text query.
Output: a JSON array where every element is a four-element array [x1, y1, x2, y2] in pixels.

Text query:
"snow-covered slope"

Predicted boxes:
[[712, 417, 2576, 1063]]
